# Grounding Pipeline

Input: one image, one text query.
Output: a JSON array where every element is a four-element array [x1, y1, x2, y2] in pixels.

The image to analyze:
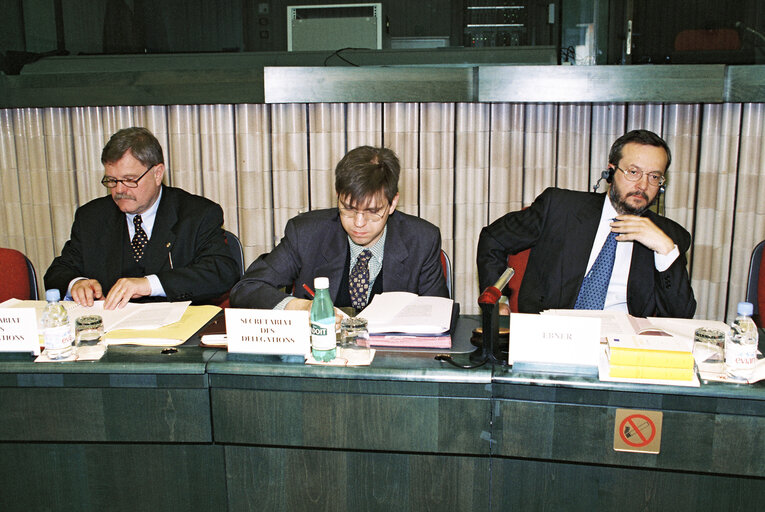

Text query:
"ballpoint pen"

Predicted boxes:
[[302, 283, 315, 297]]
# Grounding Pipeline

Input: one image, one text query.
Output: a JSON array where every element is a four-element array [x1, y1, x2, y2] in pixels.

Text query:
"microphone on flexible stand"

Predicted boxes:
[[472, 267, 515, 365]]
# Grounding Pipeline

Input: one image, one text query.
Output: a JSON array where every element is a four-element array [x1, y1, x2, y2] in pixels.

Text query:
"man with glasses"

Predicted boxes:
[[477, 129, 696, 318], [44, 127, 239, 309], [230, 146, 448, 314]]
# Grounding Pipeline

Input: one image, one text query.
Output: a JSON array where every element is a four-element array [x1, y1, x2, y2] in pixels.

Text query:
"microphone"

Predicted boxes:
[[593, 169, 611, 192], [473, 266, 515, 366], [478, 267, 515, 305]]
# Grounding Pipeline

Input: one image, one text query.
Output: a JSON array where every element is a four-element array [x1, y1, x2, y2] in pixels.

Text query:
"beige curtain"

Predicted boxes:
[[2, 102, 763, 319]]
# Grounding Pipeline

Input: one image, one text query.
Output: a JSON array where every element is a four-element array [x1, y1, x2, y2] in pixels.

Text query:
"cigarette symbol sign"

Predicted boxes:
[[619, 414, 655, 447], [613, 409, 663, 453]]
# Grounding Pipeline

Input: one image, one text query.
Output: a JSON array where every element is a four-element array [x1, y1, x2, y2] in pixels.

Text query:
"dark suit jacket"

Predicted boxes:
[[477, 187, 696, 318], [44, 186, 240, 304], [230, 208, 449, 309]]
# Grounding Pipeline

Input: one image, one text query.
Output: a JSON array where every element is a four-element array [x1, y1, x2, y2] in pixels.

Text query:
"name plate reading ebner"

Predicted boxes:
[[509, 313, 600, 368], [225, 308, 310, 356], [0, 308, 41, 355]]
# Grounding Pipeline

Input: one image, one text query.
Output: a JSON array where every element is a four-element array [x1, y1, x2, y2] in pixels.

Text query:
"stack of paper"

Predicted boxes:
[[607, 335, 696, 381], [357, 292, 454, 349]]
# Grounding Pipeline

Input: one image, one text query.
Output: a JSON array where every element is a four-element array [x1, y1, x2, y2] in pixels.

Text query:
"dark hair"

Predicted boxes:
[[334, 146, 400, 205], [608, 129, 671, 172], [101, 127, 164, 167]]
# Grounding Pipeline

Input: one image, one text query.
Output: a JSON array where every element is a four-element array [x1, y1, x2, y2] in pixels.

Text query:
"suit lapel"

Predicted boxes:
[[561, 193, 605, 300], [381, 214, 409, 289], [314, 214, 349, 300], [103, 201, 127, 288], [141, 187, 177, 272]]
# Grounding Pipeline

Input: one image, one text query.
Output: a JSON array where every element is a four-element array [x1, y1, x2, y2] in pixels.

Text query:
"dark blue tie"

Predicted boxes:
[[349, 250, 372, 310], [574, 231, 618, 310]]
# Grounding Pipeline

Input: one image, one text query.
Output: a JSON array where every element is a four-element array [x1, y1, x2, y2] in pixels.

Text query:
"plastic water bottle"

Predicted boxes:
[[725, 301, 758, 382], [42, 289, 74, 360], [310, 277, 336, 362]]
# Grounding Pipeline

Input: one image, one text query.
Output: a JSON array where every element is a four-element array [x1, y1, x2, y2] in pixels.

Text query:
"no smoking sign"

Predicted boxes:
[[613, 409, 663, 453]]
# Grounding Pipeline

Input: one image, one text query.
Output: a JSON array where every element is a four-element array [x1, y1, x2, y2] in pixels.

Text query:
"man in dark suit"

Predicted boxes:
[[230, 146, 448, 316], [477, 129, 696, 318], [44, 127, 239, 309]]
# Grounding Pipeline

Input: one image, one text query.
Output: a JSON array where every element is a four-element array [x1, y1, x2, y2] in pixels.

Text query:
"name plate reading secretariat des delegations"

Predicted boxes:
[[225, 308, 310, 356], [0, 307, 41, 355], [508, 313, 601, 368]]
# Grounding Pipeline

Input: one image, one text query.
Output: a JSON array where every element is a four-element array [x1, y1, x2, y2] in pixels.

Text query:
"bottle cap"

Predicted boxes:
[[314, 277, 329, 290], [737, 301, 754, 316], [45, 289, 61, 302]]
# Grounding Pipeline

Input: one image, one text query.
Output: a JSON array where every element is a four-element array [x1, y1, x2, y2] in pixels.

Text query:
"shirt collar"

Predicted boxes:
[[126, 186, 163, 238], [348, 225, 387, 264]]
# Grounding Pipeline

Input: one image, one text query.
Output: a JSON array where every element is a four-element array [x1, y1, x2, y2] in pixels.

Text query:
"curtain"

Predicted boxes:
[[1, 102, 763, 319]]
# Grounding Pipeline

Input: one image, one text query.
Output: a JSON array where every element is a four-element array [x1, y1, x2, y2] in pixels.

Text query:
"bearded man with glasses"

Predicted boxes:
[[231, 146, 448, 316], [44, 127, 239, 309], [477, 129, 696, 318]]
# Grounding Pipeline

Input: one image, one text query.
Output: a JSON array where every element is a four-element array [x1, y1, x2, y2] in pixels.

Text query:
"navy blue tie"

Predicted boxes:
[[349, 250, 372, 310], [575, 231, 618, 310]]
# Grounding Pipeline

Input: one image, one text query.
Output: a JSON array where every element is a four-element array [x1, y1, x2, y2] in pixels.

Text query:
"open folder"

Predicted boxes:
[[103, 305, 220, 346]]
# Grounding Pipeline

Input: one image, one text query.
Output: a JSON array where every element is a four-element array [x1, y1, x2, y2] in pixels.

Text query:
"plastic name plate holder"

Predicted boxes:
[[509, 313, 601, 373], [0, 308, 41, 355], [225, 308, 310, 356]]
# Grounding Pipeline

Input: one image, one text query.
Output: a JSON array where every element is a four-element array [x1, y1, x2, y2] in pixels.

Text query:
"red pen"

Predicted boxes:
[[302, 283, 315, 297]]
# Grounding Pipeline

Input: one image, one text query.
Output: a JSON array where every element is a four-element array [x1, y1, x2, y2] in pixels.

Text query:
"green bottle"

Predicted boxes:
[[310, 277, 336, 361]]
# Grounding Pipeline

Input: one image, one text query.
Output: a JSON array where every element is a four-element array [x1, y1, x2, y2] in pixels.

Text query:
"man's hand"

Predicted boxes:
[[612, 215, 675, 255], [70, 279, 104, 307], [286, 298, 344, 331], [103, 277, 152, 310]]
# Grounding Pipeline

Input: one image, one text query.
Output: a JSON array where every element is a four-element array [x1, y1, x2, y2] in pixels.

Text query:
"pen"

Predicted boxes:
[[302, 283, 315, 297], [168, 252, 174, 269]]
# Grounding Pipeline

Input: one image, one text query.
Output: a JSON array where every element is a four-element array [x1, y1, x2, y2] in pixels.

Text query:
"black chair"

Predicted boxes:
[[224, 230, 245, 277], [745, 240, 765, 327]]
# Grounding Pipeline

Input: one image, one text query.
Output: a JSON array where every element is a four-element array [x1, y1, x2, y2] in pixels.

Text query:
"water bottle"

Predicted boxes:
[[725, 301, 758, 382], [310, 277, 336, 362], [42, 289, 75, 360]]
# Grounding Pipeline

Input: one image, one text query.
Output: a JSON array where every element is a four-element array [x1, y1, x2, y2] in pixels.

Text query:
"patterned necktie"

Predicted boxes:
[[131, 215, 148, 262], [349, 249, 373, 310], [574, 231, 618, 310]]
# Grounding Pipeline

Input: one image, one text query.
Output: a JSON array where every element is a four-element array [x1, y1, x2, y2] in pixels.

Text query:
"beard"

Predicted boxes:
[[608, 185, 656, 215]]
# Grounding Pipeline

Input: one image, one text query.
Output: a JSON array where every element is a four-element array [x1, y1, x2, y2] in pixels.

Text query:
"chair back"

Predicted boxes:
[[506, 249, 530, 313], [745, 240, 765, 326], [0, 248, 39, 301], [224, 230, 245, 277], [440, 249, 453, 299]]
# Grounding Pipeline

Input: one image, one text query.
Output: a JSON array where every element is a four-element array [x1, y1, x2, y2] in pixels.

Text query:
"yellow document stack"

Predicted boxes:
[[607, 335, 696, 381]]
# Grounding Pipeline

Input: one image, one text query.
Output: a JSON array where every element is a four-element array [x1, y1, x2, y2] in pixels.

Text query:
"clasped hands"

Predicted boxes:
[[70, 277, 151, 310]]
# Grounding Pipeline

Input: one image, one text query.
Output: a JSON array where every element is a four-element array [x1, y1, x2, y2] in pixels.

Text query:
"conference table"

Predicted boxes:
[[0, 315, 762, 511]]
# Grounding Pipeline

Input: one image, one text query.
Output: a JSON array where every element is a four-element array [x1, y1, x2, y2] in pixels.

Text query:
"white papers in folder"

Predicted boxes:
[[67, 301, 190, 331], [358, 292, 453, 334]]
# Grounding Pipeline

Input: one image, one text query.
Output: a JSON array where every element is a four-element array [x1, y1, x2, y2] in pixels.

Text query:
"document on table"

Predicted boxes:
[[67, 301, 190, 331], [0, 298, 190, 332], [358, 292, 453, 334]]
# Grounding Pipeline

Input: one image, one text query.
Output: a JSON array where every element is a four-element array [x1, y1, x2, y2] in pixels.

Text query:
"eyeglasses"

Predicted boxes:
[[616, 166, 666, 187], [338, 201, 388, 222], [101, 165, 155, 188]]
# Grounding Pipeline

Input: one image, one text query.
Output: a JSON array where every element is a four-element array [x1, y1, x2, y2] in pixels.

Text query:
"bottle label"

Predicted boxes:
[[44, 325, 74, 350], [311, 321, 336, 351]]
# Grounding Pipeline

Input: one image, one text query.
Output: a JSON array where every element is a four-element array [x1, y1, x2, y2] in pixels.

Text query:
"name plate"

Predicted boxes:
[[225, 308, 310, 356], [0, 308, 41, 355], [509, 313, 601, 367]]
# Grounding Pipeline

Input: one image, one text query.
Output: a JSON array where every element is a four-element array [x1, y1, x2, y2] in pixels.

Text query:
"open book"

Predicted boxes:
[[358, 292, 453, 335]]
